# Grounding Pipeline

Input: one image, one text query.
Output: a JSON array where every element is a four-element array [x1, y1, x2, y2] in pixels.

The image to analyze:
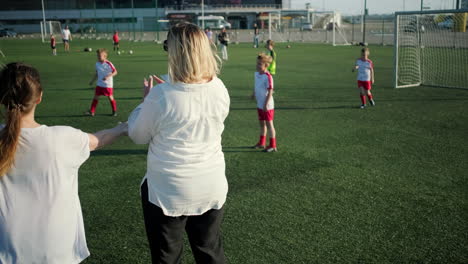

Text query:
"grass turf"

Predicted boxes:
[[0, 38, 467, 264]]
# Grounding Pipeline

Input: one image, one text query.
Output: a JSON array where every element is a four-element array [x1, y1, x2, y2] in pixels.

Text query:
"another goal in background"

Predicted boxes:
[[394, 9, 468, 89], [40, 21, 63, 44]]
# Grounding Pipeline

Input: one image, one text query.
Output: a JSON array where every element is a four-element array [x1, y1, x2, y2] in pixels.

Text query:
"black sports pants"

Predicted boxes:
[[141, 180, 226, 264]]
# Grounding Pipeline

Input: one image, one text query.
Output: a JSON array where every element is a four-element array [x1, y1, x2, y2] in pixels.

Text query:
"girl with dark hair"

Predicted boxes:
[[0, 63, 127, 263]]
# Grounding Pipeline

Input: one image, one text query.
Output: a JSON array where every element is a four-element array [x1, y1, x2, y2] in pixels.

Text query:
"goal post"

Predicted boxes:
[[40, 21, 63, 44], [394, 9, 468, 89]]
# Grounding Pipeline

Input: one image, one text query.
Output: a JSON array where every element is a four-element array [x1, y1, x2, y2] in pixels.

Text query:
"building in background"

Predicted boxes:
[[0, 0, 289, 33]]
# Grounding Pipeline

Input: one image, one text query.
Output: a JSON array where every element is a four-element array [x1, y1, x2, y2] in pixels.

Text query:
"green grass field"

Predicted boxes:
[[1, 38, 467, 264]]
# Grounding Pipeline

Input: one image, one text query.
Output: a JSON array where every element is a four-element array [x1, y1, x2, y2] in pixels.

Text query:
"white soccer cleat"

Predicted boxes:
[[263, 147, 277, 153], [360, 105, 366, 109]]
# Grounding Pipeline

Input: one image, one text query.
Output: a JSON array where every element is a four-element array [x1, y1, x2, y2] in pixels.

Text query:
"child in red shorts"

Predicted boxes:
[[86, 48, 118, 116], [353, 47, 375, 109], [50, 34, 57, 56], [251, 53, 277, 152]]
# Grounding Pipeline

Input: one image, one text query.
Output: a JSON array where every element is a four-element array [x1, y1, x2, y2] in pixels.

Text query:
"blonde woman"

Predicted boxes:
[[0, 63, 127, 263], [128, 22, 229, 264]]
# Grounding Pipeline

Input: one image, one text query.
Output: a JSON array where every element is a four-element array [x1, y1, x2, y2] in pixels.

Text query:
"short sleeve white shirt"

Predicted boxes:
[[356, 58, 374, 81], [0, 125, 91, 264], [96, 61, 116, 88], [128, 77, 230, 217], [62, 29, 71, 40], [254, 71, 274, 110]]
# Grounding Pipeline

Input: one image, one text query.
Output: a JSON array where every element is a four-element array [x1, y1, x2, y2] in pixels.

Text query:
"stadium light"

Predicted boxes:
[[41, 0, 46, 39], [362, 0, 367, 44], [201, 0, 205, 29]]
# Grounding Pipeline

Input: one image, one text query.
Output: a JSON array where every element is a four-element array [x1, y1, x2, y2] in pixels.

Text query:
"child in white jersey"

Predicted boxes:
[[86, 48, 118, 116], [353, 47, 375, 109], [252, 53, 277, 152]]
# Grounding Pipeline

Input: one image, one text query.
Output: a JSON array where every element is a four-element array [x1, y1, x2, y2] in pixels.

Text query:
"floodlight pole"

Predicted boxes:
[[201, 0, 205, 29], [362, 0, 367, 44], [41, 0, 46, 41], [155, 0, 159, 41], [131, 0, 136, 40]]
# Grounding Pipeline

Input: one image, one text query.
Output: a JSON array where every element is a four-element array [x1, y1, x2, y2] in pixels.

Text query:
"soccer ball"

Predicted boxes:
[[88, 48, 92, 52], [286, 45, 291, 49], [117, 51, 121, 55], [129, 50, 133, 55]]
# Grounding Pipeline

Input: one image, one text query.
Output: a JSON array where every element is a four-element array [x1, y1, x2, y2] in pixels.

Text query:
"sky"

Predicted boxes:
[[291, 0, 461, 15]]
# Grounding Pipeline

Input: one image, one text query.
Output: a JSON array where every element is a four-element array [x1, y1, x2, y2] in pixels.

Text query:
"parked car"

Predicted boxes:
[[301, 23, 313, 31], [0, 29, 17, 37], [437, 19, 454, 29]]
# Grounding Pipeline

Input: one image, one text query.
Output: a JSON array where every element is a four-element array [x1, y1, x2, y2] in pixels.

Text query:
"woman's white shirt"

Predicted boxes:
[[0, 125, 90, 264], [128, 77, 230, 217]]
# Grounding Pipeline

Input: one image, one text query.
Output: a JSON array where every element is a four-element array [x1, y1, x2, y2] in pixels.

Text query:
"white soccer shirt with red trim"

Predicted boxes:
[[95, 61, 116, 88], [254, 71, 274, 110], [356, 58, 373, 81]]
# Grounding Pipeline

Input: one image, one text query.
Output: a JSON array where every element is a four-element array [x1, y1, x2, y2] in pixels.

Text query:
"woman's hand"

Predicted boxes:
[[143, 75, 165, 99], [143, 77, 153, 99], [89, 122, 129, 151]]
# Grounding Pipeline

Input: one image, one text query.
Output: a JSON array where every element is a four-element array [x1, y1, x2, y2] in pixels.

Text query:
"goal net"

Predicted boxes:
[[309, 12, 350, 46], [40, 21, 63, 44], [256, 11, 350, 46], [394, 9, 468, 89]]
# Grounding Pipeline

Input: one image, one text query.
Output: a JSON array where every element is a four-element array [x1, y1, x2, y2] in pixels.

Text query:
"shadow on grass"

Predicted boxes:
[[230, 105, 355, 111], [47, 87, 139, 91], [77, 97, 141, 101], [91, 149, 147, 156], [36, 114, 88, 118], [223, 146, 263, 153], [36, 113, 119, 118]]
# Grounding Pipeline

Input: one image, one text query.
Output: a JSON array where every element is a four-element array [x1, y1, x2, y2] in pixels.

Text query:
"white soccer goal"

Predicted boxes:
[[262, 11, 350, 46], [40, 21, 63, 44], [310, 11, 350, 46], [394, 9, 468, 89]]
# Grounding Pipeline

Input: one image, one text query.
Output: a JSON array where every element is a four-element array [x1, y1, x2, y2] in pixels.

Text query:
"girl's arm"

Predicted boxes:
[[88, 122, 128, 151], [371, 68, 375, 84]]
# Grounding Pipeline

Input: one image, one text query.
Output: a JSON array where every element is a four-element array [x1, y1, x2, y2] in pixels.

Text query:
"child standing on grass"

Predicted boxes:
[[353, 47, 375, 109], [252, 53, 277, 152], [265, 39, 277, 75], [86, 48, 118, 116], [113, 31, 120, 52], [50, 34, 57, 56]]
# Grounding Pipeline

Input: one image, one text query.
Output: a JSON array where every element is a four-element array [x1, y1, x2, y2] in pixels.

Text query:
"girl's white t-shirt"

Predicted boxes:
[[128, 76, 230, 217], [0, 125, 91, 264]]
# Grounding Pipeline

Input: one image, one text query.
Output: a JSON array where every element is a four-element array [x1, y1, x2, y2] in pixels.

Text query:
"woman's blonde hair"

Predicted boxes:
[[167, 22, 221, 83]]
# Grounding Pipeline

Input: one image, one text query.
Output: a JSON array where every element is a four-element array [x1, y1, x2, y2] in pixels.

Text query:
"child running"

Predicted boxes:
[[50, 34, 57, 56], [353, 47, 375, 109], [252, 53, 277, 152], [265, 39, 277, 75], [86, 48, 118, 116]]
